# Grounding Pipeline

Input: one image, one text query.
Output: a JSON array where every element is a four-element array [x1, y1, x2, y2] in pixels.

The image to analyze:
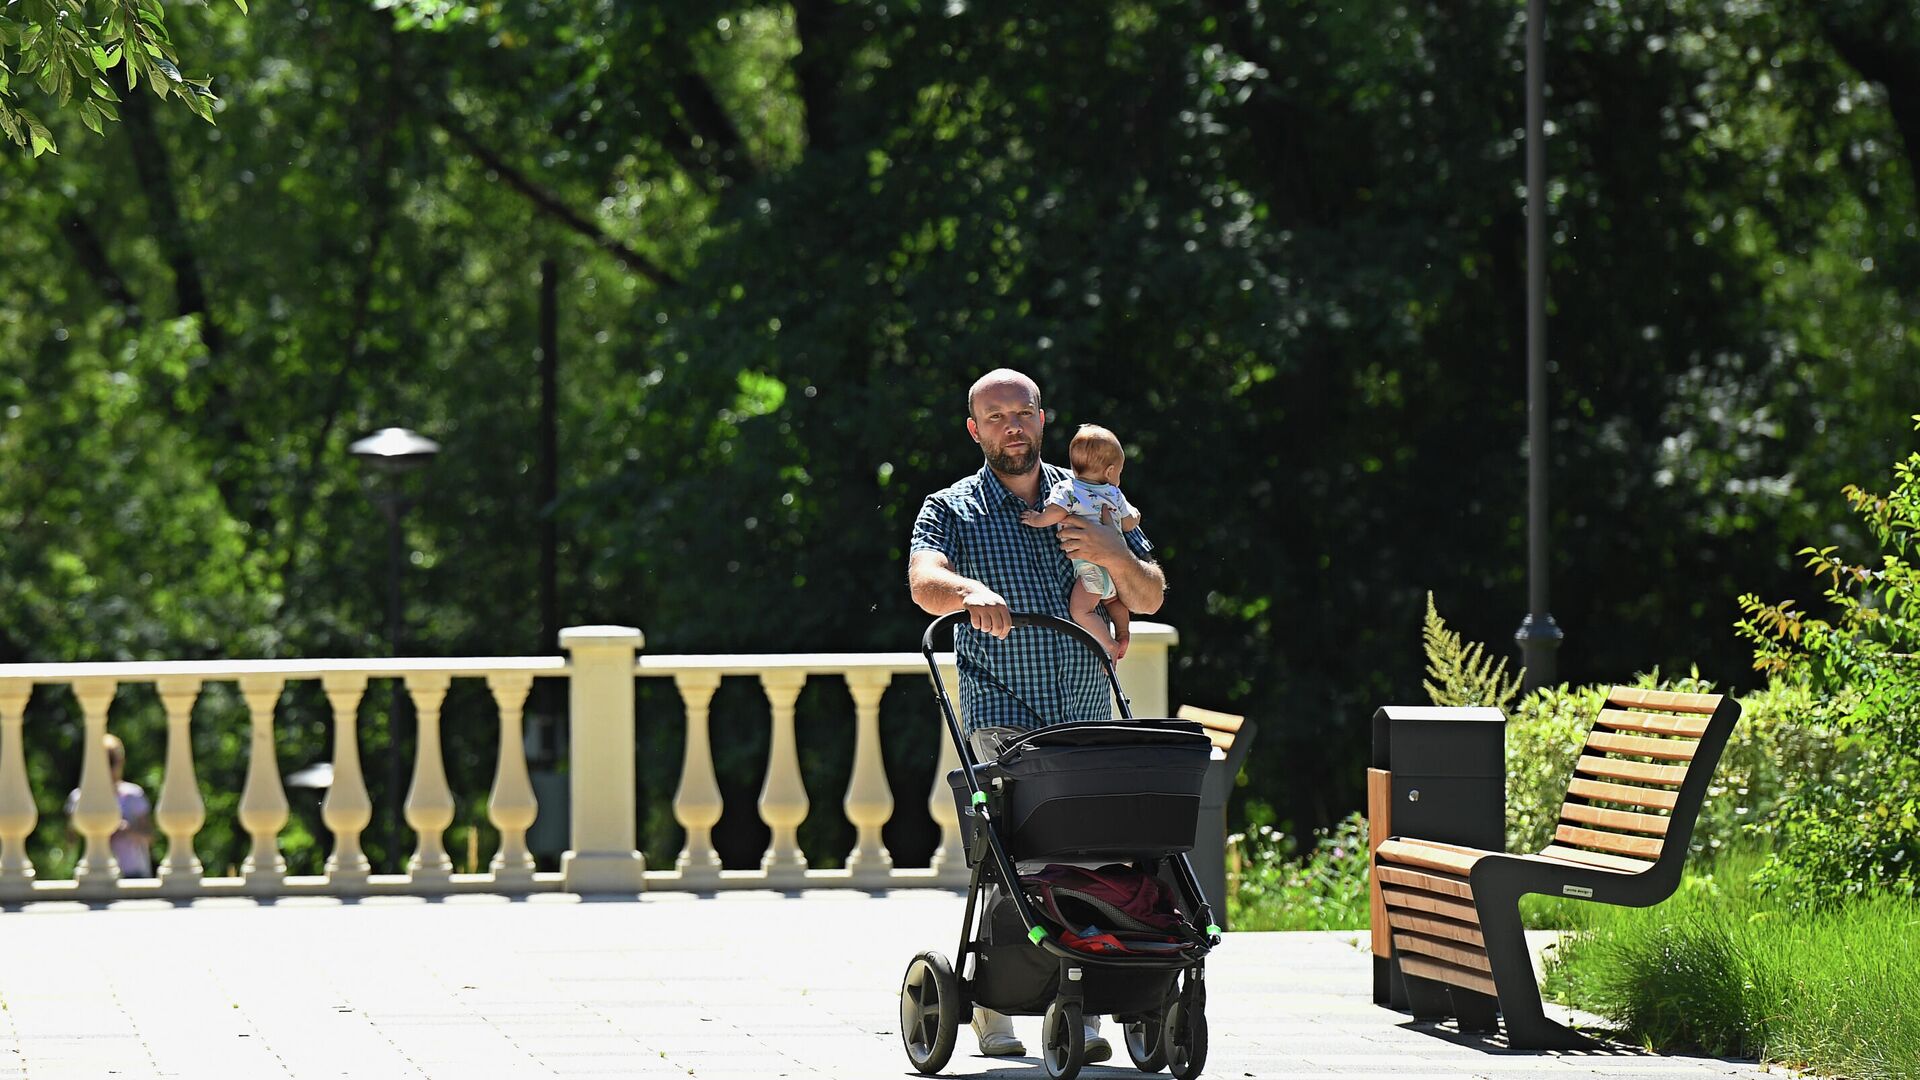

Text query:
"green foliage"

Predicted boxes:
[[0, 0, 238, 155], [1501, 675, 1845, 857], [1226, 811, 1370, 932], [1737, 416, 1920, 902], [1543, 852, 1920, 1078], [1421, 593, 1521, 711]]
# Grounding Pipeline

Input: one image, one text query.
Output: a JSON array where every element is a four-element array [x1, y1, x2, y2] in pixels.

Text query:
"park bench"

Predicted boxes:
[[1176, 704, 1256, 926], [1371, 687, 1741, 1048]]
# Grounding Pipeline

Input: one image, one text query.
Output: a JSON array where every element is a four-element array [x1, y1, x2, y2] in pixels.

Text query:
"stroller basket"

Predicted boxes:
[[947, 722, 1213, 863]]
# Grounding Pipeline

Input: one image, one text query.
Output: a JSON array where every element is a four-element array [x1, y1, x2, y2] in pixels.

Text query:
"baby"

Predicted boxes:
[[1020, 424, 1142, 658]]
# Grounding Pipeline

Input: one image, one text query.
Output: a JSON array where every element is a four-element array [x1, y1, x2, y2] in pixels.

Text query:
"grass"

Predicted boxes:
[[1540, 851, 1920, 1079], [1226, 812, 1371, 931]]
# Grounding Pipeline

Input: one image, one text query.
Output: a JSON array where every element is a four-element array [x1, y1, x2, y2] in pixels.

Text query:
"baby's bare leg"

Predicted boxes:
[[1069, 583, 1120, 657], [1104, 600, 1132, 660]]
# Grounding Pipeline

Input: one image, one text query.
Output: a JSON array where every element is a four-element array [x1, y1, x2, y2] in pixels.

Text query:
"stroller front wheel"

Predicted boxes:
[[1165, 997, 1208, 1080], [899, 951, 960, 1075], [1041, 999, 1085, 1080]]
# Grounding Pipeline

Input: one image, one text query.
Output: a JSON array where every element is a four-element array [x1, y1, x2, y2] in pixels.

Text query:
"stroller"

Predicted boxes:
[[899, 611, 1221, 1080]]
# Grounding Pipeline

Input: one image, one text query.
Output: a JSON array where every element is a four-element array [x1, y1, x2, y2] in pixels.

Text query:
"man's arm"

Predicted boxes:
[[908, 550, 1015, 637], [1054, 515, 1166, 614]]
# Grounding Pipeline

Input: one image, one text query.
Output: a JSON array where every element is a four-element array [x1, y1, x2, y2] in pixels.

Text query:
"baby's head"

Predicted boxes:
[[1068, 424, 1126, 485]]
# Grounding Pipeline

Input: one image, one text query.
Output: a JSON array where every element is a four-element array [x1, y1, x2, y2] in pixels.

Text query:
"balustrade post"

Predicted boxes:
[[237, 675, 289, 893], [842, 670, 894, 884], [320, 673, 372, 889], [1114, 621, 1178, 718], [560, 626, 646, 893], [757, 670, 810, 884], [671, 671, 724, 885], [70, 679, 121, 889], [0, 682, 37, 896], [404, 672, 455, 883], [153, 677, 206, 893], [925, 660, 967, 886], [486, 672, 538, 885]]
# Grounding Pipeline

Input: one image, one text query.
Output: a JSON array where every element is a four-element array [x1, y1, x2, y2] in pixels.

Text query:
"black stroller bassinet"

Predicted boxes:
[[899, 611, 1221, 1080]]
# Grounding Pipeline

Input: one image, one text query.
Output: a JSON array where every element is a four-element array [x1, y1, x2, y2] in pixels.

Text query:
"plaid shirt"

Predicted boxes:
[[910, 462, 1155, 734]]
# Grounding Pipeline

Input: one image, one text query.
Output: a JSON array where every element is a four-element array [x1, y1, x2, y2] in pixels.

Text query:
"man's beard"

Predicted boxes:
[[984, 441, 1038, 476]]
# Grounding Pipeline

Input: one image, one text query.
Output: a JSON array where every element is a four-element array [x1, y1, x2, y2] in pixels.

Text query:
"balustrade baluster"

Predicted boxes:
[[70, 679, 122, 888], [671, 671, 724, 884], [757, 670, 809, 883], [237, 675, 289, 892], [0, 682, 37, 894], [154, 677, 206, 892], [486, 672, 538, 884], [320, 673, 372, 889], [842, 670, 894, 883], [404, 672, 455, 883], [925, 661, 967, 885]]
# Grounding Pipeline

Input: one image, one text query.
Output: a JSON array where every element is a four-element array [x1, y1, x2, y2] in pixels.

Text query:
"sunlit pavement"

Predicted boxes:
[[0, 890, 1791, 1079]]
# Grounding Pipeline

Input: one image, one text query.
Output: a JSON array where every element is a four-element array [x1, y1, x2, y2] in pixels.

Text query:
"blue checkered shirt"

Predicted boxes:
[[910, 462, 1155, 734]]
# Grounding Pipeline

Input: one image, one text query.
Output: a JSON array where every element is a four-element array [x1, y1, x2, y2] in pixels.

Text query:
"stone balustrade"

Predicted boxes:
[[0, 622, 1176, 900]]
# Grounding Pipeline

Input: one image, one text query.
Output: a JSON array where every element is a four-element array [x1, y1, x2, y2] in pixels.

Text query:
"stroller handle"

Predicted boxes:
[[919, 609, 1120, 668]]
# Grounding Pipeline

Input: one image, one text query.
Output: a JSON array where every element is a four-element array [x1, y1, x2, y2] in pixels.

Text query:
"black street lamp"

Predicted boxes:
[[1514, 0, 1564, 692], [350, 426, 440, 864]]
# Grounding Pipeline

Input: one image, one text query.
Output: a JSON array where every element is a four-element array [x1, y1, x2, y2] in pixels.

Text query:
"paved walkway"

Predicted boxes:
[[0, 891, 1789, 1079]]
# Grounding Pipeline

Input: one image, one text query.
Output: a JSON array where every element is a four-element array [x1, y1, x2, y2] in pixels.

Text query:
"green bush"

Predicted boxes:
[[1738, 414, 1920, 902], [1227, 811, 1370, 931]]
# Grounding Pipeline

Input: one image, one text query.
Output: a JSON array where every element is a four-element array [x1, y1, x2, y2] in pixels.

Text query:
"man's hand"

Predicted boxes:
[[1055, 508, 1130, 568], [963, 585, 1015, 638]]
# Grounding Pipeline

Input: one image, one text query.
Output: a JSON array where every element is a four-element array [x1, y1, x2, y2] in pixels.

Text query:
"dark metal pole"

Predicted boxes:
[[538, 257, 560, 655], [1516, 0, 1563, 689]]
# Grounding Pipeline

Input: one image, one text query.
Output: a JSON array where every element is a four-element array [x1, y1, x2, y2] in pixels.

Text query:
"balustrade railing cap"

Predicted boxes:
[[1127, 621, 1178, 647], [558, 626, 646, 650]]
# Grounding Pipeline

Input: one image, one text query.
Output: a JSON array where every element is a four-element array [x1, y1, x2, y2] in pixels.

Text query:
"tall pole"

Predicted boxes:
[[1516, 0, 1563, 690], [384, 496, 409, 859]]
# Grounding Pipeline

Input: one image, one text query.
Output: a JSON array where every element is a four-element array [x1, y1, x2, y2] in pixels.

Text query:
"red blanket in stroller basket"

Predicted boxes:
[[1023, 864, 1195, 956]]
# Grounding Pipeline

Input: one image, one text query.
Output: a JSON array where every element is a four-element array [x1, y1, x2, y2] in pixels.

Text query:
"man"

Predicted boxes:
[[907, 368, 1165, 1060]]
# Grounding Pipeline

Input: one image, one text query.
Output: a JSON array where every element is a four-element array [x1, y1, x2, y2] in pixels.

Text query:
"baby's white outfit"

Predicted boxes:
[[1045, 476, 1138, 599]]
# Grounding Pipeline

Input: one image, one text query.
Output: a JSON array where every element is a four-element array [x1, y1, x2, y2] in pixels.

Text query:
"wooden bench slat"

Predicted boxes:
[[1176, 704, 1244, 733], [1559, 801, 1671, 836], [1393, 930, 1492, 973], [1555, 823, 1665, 859], [1386, 909, 1486, 947], [1376, 838, 1488, 877], [1596, 708, 1711, 738], [1565, 777, 1679, 811], [1587, 731, 1700, 762], [1606, 687, 1722, 715], [1576, 754, 1689, 786], [1397, 954, 1499, 998], [1538, 843, 1657, 873], [1381, 885, 1481, 925], [1203, 729, 1233, 751], [1375, 864, 1473, 900]]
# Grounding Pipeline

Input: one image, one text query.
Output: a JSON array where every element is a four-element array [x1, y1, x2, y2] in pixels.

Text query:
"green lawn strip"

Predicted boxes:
[[1539, 853, 1920, 1079]]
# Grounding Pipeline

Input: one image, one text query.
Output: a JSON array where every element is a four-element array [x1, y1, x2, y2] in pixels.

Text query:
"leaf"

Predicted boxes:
[[23, 108, 55, 156], [155, 57, 182, 84], [78, 99, 102, 134], [232, 0, 248, 12]]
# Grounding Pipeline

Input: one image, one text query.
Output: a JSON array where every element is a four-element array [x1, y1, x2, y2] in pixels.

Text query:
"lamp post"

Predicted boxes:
[[1513, 0, 1563, 692], [349, 426, 440, 864]]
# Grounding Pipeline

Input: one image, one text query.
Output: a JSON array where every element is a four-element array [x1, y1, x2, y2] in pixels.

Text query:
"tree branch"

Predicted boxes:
[[791, 0, 843, 152], [60, 211, 143, 325], [438, 112, 680, 288], [666, 60, 755, 185], [120, 83, 222, 356]]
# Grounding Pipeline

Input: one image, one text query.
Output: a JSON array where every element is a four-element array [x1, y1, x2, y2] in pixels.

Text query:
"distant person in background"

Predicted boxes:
[[65, 734, 154, 877]]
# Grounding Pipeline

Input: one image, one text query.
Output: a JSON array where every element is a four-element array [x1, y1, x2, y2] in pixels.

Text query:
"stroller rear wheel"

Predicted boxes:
[[899, 951, 960, 1075], [1165, 997, 1208, 1080], [1041, 998, 1085, 1080], [1123, 1012, 1167, 1072]]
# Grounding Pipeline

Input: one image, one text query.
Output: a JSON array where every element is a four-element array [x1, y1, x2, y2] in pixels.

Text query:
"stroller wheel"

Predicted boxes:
[[1124, 1013, 1167, 1072], [899, 951, 959, 1075], [1164, 998, 1208, 1080], [1041, 999, 1085, 1080]]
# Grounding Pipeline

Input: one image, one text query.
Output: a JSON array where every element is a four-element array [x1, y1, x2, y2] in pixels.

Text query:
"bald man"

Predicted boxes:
[[906, 368, 1165, 1059]]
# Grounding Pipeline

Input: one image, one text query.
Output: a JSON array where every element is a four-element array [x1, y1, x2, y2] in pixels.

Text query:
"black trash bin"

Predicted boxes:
[[1367, 705, 1505, 1006]]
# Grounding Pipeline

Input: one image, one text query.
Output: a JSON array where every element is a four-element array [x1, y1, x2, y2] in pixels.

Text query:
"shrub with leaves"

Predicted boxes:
[[1737, 415, 1920, 902], [1227, 811, 1371, 931], [1421, 593, 1522, 710]]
